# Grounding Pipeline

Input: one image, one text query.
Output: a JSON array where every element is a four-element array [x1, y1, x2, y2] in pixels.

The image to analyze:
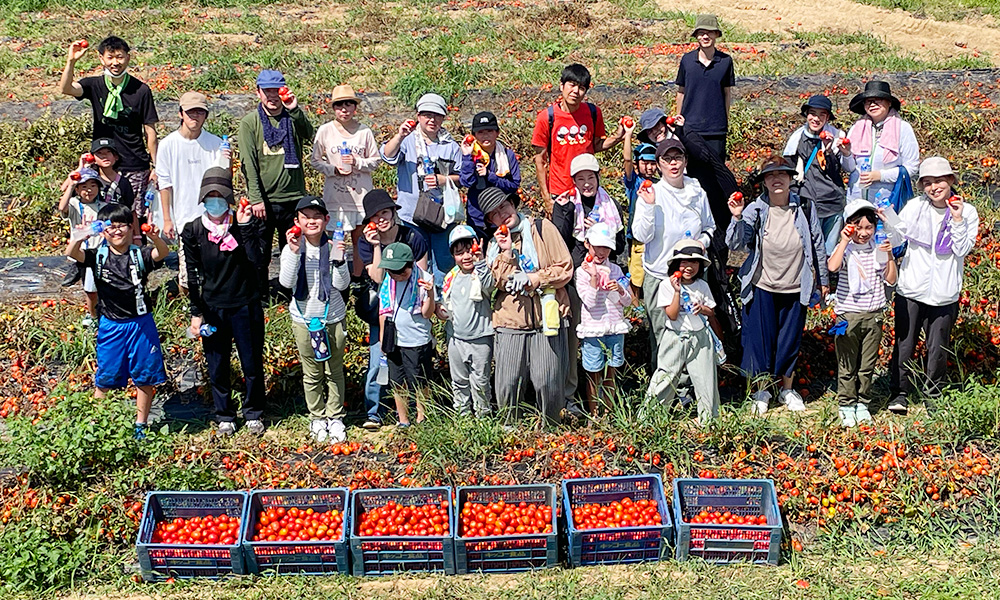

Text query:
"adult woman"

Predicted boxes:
[[632, 138, 716, 366], [889, 157, 979, 414], [726, 156, 828, 415], [845, 81, 920, 209], [181, 167, 268, 435]]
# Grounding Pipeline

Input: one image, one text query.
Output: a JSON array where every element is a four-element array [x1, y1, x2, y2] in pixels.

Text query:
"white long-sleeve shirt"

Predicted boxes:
[[846, 119, 920, 202], [631, 176, 715, 280], [896, 196, 979, 306], [279, 241, 351, 324]]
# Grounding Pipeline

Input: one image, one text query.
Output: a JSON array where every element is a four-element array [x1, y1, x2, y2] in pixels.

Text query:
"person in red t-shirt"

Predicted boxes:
[[532, 64, 624, 216]]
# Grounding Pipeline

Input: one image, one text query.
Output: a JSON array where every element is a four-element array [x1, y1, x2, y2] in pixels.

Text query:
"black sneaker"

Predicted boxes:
[[61, 263, 84, 287], [887, 397, 908, 415]]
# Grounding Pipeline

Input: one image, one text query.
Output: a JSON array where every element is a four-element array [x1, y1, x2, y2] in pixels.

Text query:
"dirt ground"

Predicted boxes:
[[664, 0, 1000, 65]]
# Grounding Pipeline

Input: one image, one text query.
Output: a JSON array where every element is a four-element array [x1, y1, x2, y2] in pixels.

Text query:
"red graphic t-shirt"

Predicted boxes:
[[531, 103, 606, 196]]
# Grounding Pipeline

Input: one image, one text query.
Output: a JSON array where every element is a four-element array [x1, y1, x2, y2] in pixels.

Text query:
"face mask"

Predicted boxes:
[[204, 197, 229, 218], [103, 67, 128, 79]]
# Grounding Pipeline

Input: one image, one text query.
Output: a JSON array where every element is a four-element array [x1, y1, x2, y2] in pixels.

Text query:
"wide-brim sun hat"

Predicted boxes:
[[849, 80, 901, 115], [330, 85, 360, 104], [668, 238, 710, 266], [478, 186, 517, 216], [691, 14, 722, 38], [198, 166, 235, 204], [754, 160, 798, 183]]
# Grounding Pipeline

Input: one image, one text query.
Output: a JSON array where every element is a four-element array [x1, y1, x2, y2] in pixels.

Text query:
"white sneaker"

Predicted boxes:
[[750, 390, 771, 416], [310, 419, 329, 443], [245, 419, 265, 435], [779, 389, 806, 412], [217, 421, 236, 436], [855, 404, 873, 423], [839, 406, 857, 428], [327, 418, 347, 443]]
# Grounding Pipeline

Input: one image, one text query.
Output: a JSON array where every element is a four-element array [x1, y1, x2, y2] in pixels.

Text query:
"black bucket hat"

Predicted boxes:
[[849, 81, 901, 115], [753, 159, 797, 184], [362, 189, 400, 223], [800, 95, 835, 120]]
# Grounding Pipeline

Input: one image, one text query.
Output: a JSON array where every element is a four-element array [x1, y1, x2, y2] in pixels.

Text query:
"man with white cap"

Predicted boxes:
[[381, 92, 462, 287], [157, 90, 229, 293], [889, 156, 979, 414], [440, 224, 495, 418]]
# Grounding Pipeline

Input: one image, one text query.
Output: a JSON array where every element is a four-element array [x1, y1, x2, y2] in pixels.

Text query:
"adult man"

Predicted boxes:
[[531, 63, 624, 216], [60, 36, 159, 223], [157, 91, 229, 293], [675, 15, 736, 160], [238, 70, 315, 295]]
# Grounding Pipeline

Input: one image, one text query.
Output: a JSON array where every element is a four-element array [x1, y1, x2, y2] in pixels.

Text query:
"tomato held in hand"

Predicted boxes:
[[498, 224, 509, 236], [83, 153, 95, 163], [239, 198, 249, 208], [844, 224, 856, 236], [79, 40, 89, 49], [464, 134, 475, 145], [732, 191, 744, 202], [819, 131, 833, 141], [356, 500, 450, 537], [289, 225, 302, 237], [406, 119, 417, 128], [460, 501, 553, 537], [673, 270, 682, 279], [140, 223, 152, 233], [665, 116, 676, 126], [621, 116, 634, 128], [641, 179, 653, 189]]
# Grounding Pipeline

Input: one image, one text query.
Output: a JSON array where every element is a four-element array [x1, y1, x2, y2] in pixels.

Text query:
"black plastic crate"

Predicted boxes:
[[241, 488, 349, 575], [672, 478, 782, 565], [349, 487, 455, 576], [562, 475, 673, 567], [136, 491, 248, 582], [455, 484, 558, 574]]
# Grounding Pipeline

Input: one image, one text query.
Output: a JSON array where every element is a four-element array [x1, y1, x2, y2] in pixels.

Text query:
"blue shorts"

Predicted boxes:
[[581, 334, 625, 372], [94, 314, 168, 389]]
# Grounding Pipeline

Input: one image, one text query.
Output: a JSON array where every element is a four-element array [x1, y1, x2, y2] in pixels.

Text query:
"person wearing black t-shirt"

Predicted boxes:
[[60, 36, 158, 231], [66, 203, 169, 440], [354, 190, 429, 429], [182, 167, 268, 436]]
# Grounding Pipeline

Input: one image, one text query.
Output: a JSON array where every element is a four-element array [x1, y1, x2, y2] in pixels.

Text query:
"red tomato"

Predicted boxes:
[[78, 40, 89, 49], [151, 514, 241, 545], [289, 225, 302, 236]]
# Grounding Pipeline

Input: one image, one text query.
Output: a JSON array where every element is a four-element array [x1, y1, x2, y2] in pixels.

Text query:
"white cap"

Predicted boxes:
[[415, 93, 448, 116], [843, 199, 877, 221], [585, 222, 616, 250], [570, 153, 600, 177], [448, 224, 477, 247]]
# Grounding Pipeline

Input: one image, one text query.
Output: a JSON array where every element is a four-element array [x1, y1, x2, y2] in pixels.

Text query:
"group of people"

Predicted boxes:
[[57, 19, 979, 440]]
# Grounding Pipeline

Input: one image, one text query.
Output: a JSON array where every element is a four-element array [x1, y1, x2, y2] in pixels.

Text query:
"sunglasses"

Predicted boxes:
[[332, 100, 357, 108], [388, 266, 411, 276]]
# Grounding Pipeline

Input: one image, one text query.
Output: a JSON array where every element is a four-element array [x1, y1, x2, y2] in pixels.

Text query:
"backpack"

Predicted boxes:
[[95, 244, 149, 316], [546, 103, 599, 155]]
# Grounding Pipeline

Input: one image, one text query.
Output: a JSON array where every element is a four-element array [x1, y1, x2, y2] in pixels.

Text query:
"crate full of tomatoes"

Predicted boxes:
[[562, 474, 673, 567], [672, 478, 782, 565], [241, 488, 349, 575], [349, 487, 456, 576], [136, 491, 249, 581], [454, 484, 558, 574]]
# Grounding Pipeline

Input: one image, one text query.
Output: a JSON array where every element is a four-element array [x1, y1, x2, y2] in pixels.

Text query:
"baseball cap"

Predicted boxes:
[[90, 138, 119, 155], [655, 138, 686, 160], [471, 111, 499, 132], [415, 93, 448, 116], [570, 153, 600, 177], [295, 195, 329, 215], [378, 243, 415, 271], [844, 199, 877, 221], [256, 69, 286, 89], [448, 224, 478, 248], [179, 91, 208, 112], [585, 222, 616, 251], [74, 168, 102, 186]]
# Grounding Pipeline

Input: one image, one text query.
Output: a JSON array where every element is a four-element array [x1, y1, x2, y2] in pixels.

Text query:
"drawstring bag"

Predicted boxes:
[[297, 302, 331, 362]]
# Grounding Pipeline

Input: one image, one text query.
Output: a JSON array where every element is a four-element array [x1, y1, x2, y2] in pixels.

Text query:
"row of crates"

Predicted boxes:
[[136, 476, 782, 582]]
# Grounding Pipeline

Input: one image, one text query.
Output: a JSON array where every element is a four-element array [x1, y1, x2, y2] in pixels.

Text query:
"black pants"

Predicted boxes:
[[699, 134, 727, 162], [259, 199, 298, 294], [889, 295, 958, 406], [203, 301, 267, 422]]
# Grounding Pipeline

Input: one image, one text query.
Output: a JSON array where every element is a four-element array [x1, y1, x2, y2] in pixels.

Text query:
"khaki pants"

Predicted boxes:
[[835, 311, 882, 407], [646, 327, 719, 424], [292, 320, 347, 420]]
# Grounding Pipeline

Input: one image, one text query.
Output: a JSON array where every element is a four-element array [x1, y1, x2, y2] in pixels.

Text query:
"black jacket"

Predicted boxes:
[[182, 216, 267, 317]]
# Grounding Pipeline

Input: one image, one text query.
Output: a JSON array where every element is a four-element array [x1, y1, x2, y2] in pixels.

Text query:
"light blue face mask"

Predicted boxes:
[[204, 197, 229, 218]]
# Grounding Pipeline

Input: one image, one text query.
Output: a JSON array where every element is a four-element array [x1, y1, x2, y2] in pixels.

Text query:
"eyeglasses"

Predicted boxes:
[[660, 154, 685, 163], [105, 223, 131, 232]]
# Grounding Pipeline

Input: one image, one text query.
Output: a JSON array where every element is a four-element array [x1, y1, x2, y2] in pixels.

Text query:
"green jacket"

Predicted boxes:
[[238, 106, 314, 205]]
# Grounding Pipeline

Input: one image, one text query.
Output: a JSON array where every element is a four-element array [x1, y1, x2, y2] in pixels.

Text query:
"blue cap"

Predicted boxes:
[[448, 224, 477, 248], [75, 167, 102, 186], [256, 69, 286, 89], [635, 142, 657, 162]]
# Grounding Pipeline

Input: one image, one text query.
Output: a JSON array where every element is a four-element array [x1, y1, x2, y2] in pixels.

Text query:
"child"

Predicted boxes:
[[439, 225, 494, 417], [66, 203, 169, 439], [58, 167, 107, 325], [88, 138, 137, 210], [377, 242, 436, 426], [279, 196, 351, 442], [309, 85, 380, 277], [459, 111, 521, 240], [575, 223, 631, 416], [783, 95, 855, 258], [622, 116, 659, 302], [889, 156, 979, 414], [827, 200, 896, 427], [646, 239, 719, 424]]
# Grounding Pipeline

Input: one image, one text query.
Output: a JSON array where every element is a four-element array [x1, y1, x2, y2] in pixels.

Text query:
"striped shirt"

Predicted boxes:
[[834, 241, 887, 314], [278, 242, 350, 325]]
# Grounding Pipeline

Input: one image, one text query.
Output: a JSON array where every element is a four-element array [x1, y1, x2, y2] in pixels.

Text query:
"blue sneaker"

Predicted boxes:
[[134, 423, 148, 441]]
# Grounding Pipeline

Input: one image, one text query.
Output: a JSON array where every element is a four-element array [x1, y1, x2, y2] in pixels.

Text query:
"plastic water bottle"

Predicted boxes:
[[680, 286, 696, 314], [874, 220, 888, 264], [422, 156, 435, 191], [331, 221, 346, 262], [143, 184, 157, 215], [186, 324, 217, 339], [219, 134, 231, 169], [377, 354, 389, 386], [857, 156, 872, 188], [518, 252, 536, 272], [339, 141, 352, 175], [588, 204, 602, 223], [873, 188, 890, 210], [70, 219, 111, 242]]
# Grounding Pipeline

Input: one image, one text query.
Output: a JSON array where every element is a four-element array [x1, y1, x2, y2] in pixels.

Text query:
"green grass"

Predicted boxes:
[[853, 0, 1000, 22]]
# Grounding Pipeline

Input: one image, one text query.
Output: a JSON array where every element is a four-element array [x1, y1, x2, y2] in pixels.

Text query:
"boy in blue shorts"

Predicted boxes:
[[66, 203, 170, 439]]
